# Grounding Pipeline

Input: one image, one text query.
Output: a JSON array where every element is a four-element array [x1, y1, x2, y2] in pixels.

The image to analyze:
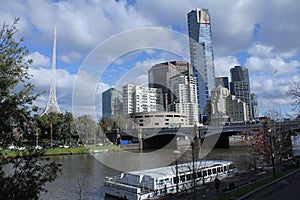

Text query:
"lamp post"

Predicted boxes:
[[173, 150, 180, 194], [268, 129, 276, 178]]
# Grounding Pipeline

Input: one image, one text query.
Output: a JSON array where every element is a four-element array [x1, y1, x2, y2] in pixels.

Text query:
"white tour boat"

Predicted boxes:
[[104, 160, 237, 200]]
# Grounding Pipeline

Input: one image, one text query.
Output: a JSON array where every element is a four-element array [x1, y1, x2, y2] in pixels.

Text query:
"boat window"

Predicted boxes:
[[224, 166, 227, 171], [173, 177, 179, 184], [208, 169, 212, 175], [217, 167, 221, 173], [203, 170, 207, 177], [186, 174, 191, 180], [197, 171, 202, 177], [212, 168, 217, 174], [192, 172, 196, 179], [229, 164, 235, 169], [180, 175, 185, 182]]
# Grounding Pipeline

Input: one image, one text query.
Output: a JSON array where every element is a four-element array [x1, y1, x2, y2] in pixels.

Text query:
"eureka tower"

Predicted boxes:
[[187, 8, 216, 117]]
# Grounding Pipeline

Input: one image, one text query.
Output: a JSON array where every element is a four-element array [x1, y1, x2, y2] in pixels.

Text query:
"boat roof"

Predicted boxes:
[[125, 160, 233, 179]]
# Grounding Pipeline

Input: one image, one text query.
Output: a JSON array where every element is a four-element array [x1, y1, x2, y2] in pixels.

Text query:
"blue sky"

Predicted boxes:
[[1, 0, 300, 118]]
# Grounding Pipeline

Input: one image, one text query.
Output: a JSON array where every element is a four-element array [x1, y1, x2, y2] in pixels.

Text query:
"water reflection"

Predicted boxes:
[[41, 143, 252, 200]]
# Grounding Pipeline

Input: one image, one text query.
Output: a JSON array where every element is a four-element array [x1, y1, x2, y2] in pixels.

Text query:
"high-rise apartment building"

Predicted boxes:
[[123, 84, 163, 115], [169, 73, 198, 125], [230, 66, 252, 119], [148, 61, 192, 110], [188, 8, 216, 115], [102, 88, 123, 120]]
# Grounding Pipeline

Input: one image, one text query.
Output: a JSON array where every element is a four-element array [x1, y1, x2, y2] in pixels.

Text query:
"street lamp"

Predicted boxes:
[[173, 150, 181, 194], [268, 129, 276, 178]]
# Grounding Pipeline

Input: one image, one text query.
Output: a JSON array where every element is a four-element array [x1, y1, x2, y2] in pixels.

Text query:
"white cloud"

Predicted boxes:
[[60, 51, 82, 64], [27, 52, 50, 68], [248, 44, 274, 58], [214, 56, 240, 78]]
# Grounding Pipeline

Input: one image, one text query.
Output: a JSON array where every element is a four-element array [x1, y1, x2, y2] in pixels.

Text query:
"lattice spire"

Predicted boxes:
[[41, 26, 62, 115]]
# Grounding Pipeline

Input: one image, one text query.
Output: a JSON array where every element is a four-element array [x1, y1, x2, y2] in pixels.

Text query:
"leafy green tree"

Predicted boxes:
[[99, 117, 110, 134], [0, 18, 61, 199], [0, 18, 39, 146]]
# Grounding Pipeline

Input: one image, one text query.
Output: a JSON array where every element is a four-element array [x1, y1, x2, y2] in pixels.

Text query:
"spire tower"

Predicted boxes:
[[41, 26, 62, 115]]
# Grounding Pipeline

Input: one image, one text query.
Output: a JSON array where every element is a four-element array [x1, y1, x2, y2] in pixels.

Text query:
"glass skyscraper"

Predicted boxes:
[[187, 8, 216, 116], [102, 88, 123, 120]]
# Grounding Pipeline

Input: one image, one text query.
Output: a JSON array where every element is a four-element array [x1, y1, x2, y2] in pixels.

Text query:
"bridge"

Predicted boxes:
[[116, 120, 300, 149]]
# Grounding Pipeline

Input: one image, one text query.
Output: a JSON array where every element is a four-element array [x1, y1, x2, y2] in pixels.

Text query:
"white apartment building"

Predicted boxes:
[[169, 74, 198, 125], [123, 84, 163, 115]]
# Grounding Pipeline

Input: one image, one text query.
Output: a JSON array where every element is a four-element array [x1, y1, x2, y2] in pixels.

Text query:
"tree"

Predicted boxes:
[[99, 117, 110, 134], [0, 18, 61, 199], [287, 81, 300, 112], [0, 18, 39, 146], [76, 115, 97, 145]]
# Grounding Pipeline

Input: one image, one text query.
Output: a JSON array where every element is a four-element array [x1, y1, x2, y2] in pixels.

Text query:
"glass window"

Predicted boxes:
[[208, 169, 212, 175]]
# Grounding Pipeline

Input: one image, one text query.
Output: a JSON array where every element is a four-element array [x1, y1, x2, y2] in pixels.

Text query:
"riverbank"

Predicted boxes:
[[0, 145, 122, 158]]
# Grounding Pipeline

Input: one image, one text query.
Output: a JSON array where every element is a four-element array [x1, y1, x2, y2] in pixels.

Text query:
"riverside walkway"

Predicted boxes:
[[158, 156, 300, 200]]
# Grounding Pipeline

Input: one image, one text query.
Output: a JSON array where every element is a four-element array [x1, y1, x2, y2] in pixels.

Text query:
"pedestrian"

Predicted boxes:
[[214, 177, 220, 192]]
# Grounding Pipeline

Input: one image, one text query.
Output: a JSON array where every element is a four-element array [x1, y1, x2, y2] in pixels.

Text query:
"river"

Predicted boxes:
[[40, 141, 253, 200]]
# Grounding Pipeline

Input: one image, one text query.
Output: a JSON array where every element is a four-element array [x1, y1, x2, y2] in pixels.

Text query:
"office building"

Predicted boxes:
[[123, 84, 163, 115], [230, 66, 252, 119], [188, 8, 216, 115], [148, 61, 192, 110], [251, 93, 259, 118], [169, 73, 198, 125], [102, 88, 123, 120]]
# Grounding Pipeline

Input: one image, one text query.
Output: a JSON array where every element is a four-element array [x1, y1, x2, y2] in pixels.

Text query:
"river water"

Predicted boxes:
[[40, 141, 253, 200]]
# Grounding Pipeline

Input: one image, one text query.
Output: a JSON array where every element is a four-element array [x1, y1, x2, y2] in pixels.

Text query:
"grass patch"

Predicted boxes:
[[90, 145, 122, 152], [1, 147, 88, 158], [44, 147, 88, 155], [216, 168, 299, 200]]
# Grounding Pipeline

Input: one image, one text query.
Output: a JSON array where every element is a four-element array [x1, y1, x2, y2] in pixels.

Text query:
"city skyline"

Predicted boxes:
[[1, 1, 299, 118]]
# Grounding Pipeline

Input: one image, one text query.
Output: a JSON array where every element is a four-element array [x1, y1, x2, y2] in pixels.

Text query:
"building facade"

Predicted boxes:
[[125, 112, 190, 129], [122, 84, 163, 115], [148, 61, 192, 110], [251, 93, 259, 119], [169, 73, 198, 125], [102, 88, 123, 120], [230, 66, 252, 119], [226, 95, 249, 123], [188, 8, 216, 115], [210, 85, 230, 115]]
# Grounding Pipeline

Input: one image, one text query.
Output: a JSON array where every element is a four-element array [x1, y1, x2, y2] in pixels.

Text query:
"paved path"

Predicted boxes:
[[241, 169, 300, 200]]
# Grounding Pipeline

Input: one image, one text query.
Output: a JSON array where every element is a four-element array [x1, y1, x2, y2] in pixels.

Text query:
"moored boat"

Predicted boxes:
[[104, 160, 237, 200]]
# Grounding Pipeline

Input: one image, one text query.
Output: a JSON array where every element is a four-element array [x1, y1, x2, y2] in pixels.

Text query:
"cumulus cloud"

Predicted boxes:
[[214, 56, 240, 79], [27, 52, 51, 68]]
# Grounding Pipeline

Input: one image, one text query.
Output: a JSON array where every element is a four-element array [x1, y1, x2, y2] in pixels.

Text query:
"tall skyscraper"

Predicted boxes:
[[230, 66, 252, 119], [102, 88, 123, 120], [148, 61, 192, 110], [188, 8, 216, 116], [41, 26, 61, 115]]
